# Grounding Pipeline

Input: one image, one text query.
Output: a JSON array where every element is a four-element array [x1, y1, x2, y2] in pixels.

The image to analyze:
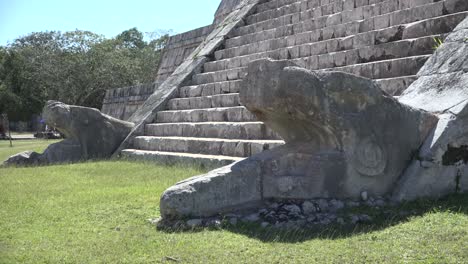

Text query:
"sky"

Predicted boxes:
[[0, 0, 220, 46]]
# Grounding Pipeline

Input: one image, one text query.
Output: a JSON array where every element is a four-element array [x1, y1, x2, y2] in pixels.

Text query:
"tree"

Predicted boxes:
[[116, 27, 145, 49], [0, 28, 168, 121]]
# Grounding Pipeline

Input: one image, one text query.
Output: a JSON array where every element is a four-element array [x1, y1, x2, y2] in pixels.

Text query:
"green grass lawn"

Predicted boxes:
[[0, 139, 60, 162], [0, 140, 467, 263]]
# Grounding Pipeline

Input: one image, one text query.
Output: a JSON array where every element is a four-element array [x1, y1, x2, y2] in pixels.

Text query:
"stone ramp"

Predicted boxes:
[[122, 0, 468, 166]]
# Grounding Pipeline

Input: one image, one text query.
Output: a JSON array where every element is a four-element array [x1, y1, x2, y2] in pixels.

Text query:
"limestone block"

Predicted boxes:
[[160, 160, 263, 218], [343, 0, 354, 10], [341, 35, 354, 50], [296, 32, 311, 45], [300, 44, 312, 57], [334, 23, 348, 38], [326, 39, 341, 53], [321, 27, 335, 41], [240, 59, 435, 196], [400, 74, 468, 114], [345, 21, 361, 36], [334, 51, 347, 67], [380, 0, 398, 15], [159, 59, 438, 218], [393, 113, 468, 200], [355, 0, 369, 8], [393, 16, 468, 201], [333, 1, 343, 13], [308, 55, 319, 70], [318, 53, 335, 68], [322, 4, 334, 16], [376, 76, 417, 96], [354, 31, 376, 48], [344, 49, 360, 65], [374, 13, 390, 30], [315, 16, 328, 29], [310, 6, 320, 18]]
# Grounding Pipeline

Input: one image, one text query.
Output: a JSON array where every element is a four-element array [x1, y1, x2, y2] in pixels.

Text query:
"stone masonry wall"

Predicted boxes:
[[102, 25, 214, 120], [101, 83, 157, 121], [101, 1, 257, 120], [155, 25, 214, 85], [214, 0, 244, 24]]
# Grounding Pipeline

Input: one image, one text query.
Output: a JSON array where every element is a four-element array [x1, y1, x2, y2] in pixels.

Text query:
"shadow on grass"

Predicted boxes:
[[159, 193, 468, 243]]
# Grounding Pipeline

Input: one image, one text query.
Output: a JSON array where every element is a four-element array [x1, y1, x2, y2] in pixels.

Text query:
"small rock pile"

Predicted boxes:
[[155, 196, 392, 230]]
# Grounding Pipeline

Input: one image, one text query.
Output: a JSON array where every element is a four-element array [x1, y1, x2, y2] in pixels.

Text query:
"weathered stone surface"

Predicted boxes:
[[121, 149, 241, 169], [133, 136, 283, 158], [399, 58, 468, 113], [214, 0, 243, 25], [240, 59, 436, 197], [113, 0, 468, 219], [113, 0, 264, 157], [116, 0, 468, 166], [394, 17, 468, 200], [160, 160, 262, 218], [3, 101, 134, 166], [392, 109, 468, 200], [101, 82, 157, 121], [159, 59, 438, 218]]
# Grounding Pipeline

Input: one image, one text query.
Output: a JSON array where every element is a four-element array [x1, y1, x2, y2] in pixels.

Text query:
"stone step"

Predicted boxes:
[[231, 0, 461, 38], [179, 80, 242, 98], [180, 74, 417, 99], [121, 149, 242, 169], [199, 51, 430, 87], [226, 0, 466, 50], [207, 35, 436, 73], [133, 136, 285, 158], [248, 0, 398, 31], [375, 75, 418, 96], [193, 54, 429, 89], [192, 68, 246, 85], [145, 122, 281, 140], [254, 0, 303, 15], [167, 93, 241, 110], [156, 106, 257, 123], [321, 54, 430, 79], [216, 11, 467, 63], [402, 11, 468, 39]]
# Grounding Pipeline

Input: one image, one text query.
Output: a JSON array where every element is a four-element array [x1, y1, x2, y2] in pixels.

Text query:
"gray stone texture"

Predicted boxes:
[[114, 0, 468, 218], [156, 26, 214, 86], [3, 101, 134, 166], [101, 82, 157, 121], [394, 17, 468, 200], [113, 0, 264, 157], [101, 25, 214, 121], [160, 161, 263, 218], [159, 59, 438, 218], [214, 0, 244, 25]]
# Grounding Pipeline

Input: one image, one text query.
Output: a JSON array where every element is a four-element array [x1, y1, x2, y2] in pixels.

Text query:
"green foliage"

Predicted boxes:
[[0, 141, 467, 263], [433, 36, 444, 50], [0, 28, 168, 121]]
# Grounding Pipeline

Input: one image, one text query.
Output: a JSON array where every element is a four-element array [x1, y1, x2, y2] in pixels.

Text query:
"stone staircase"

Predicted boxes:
[[121, 0, 468, 167]]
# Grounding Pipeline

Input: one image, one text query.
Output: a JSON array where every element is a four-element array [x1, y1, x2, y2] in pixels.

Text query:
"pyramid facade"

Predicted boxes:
[[102, 0, 468, 167]]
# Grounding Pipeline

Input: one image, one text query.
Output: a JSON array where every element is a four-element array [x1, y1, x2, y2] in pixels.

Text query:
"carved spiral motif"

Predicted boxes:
[[353, 138, 387, 176]]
